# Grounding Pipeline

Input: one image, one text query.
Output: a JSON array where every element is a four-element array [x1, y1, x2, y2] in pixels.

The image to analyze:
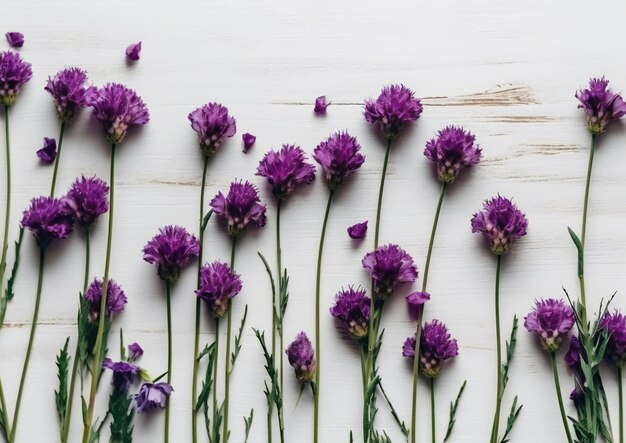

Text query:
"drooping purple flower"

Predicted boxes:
[[576, 77, 626, 135], [314, 95, 329, 114], [196, 261, 242, 318], [471, 195, 528, 255], [91, 83, 149, 144], [0, 50, 32, 106], [362, 244, 418, 300], [406, 291, 430, 318], [286, 332, 316, 383], [5, 32, 24, 48], [188, 102, 237, 156], [313, 131, 365, 190], [329, 286, 370, 340], [62, 175, 109, 229], [135, 382, 173, 413], [102, 358, 139, 391], [210, 180, 267, 237], [424, 126, 481, 183], [565, 335, 581, 368], [21, 196, 74, 248], [256, 144, 316, 200], [128, 342, 143, 361], [143, 225, 200, 283], [44, 67, 97, 123], [242, 132, 256, 153], [524, 299, 575, 352], [347, 221, 368, 240], [402, 320, 459, 377], [83, 277, 128, 319], [599, 310, 626, 367], [364, 84, 423, 140], [125, 41, 142, 61], [36, 137, 57, 163]]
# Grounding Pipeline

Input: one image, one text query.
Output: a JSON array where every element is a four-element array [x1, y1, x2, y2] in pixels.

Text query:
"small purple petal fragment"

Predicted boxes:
[[406, 291, 430, 318], [36, 137, 57, 163], [242, 133, 256, 153], [565, 335, 581, 368], [128, 342, 143, 361], [314, 95, 329, 114], [126, 41, 142, 61], [347, 221, 368, 240], [5, 32, 24, 48]]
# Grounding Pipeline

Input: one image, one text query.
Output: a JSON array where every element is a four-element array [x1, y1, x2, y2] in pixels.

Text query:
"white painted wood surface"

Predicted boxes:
[[2, 1, 626, 441]]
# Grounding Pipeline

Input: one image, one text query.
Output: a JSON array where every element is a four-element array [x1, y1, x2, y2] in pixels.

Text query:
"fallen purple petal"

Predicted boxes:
[[242, 133, 256, 153], [314, 95, 329, 114], [126, 41, 142, 61], [36, 137, 57, 163], [347, 221, 368, 240], [5, 32, 24, 48]]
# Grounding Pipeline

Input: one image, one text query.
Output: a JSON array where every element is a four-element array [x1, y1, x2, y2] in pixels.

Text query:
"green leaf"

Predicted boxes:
[[195, 342, 217, 413], [568, 227, 584, 278], [201, 209, 214, 233], [378, 378, 408, 436], [230, 305, 248, 371], [502, 316, 518, 389], [108, 388, 134, 443], [4, 226, 24, 302], [119, 328, 126, 361], [444, 380, 467, 441], [55, 337, 71, 435], [499, 396, 522, 443], [243, 408, 254, 443]]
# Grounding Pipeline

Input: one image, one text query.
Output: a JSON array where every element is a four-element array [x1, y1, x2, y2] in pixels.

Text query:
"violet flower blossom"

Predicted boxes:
[[210, 180, 267, 237], [62, 175, 109, 229], [599, 310, 626, 367], [256, 144, 316, 200], [364, 84, 422, 140], [330, 286, 370, 340], [402, 319, 458, 378], [44, 67, 97, 123], [143, 225, 200, 283], [286, 332, 316, 383], [196, 261, 242, 318], [313, 131, 365, 190], [524, 298, 575, 352], [135, 382, 174, 413], [83, 277, 127, 319], [21, 196, 74, 248], [424, 126, 481, 183], [576, 77, 626, 135], [0, 50, 32, 106], [188, 102, 236, 156], [91, 83, 149, 144], [362, 244, 418, 300], [102, 358, 139, 391], [471, 195, 528, 255]]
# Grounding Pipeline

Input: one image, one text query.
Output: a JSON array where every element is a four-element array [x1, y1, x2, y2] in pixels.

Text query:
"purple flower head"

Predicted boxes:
[[286, 332, 316, 383], [5, 32, 24, 48], [102, 358, 138, 391], [0, 50, 32, 106], [471, 195, 528, 255], [524, 298, 575, 352], [406, 291, 430, 318], [314, 95, 329, 114], [44, 67, 97, 123], [599, 310, 626, 367], [424, 126, 481, 183], [313, 131, 365, 190], [36, 137, 57, 163], [21, 196, 74, 248], [576, 77, 626, 135], [62, 175, 109, 229], [362, 244, 418, 300], [347, 221, 368, 240], [196, 261, 242, 318], [128, 342, 143, 361], [565, 335, 581, 368], [84, 277, 127, 319], [188, 102, 236, 156], [330, 286, 370, 340], [91, 83, 149, 144], [256, 144, 316, 200], [242, 132, 256, 153], [364, 84, 422, 140], [125, 42, 142, 61], [135, 382, 173, 413], [402, 320, 459, 378], [210, 180, 267, 237], [143, 225, 200, 283]]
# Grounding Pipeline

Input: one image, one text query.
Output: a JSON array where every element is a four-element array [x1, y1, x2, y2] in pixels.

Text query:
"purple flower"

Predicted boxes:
[[125, 41, 142, 61], [329, 286, 370, 340], [196, 261, 242, 318], [188, 102, 236, 156], [210, 180, 267, 237], [62, 175, 109, 229], [313, 131, 365, 190], [91, 83, 149, 144], [471, 195, 528, 255], [5, 32, 24, 48], [44, 67, 97, 123], [576, 77, 626, 135], [364, 84, 423, 140], [135, 382, 173, 413], [242, 133, 256, 153], [424, 126, 481, 183], [347, 221, 368, 240], [362, 244, 418, 300], [256, 144, 316, 200], [406, 291, 430, 318], [143, 225, 200, 282], [314, 95, 329, 114], [565, 335, 581, 368], [524, 299, 575, 352], [128, 342, 143, 361], [36, 137, 57, 163], [599, 310, 626, 367], [403, 320, 459, 377], [84, 277, 128, 319], [21, 196, 74, 248], [286, 332, 316, 383], [0, 50, 32, 106], [103, 358, 139, 391]]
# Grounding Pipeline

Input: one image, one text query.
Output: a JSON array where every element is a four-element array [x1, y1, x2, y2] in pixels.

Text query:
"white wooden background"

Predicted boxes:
[[2, 1, 626, 441]]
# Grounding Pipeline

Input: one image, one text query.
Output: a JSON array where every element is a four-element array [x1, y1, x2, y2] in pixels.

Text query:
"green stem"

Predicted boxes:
[[551, 352, 573, 443], [10, 247, 46, 442], [192, 156, 208, 443], [81, 143, 116, 443], [164, 281, 173, 443], [578, 134, 595, 335], [222, 237, 237, 442], [373, 139, 391, 250], [212, 318, 219, 442], [269, 201, 282, 443], [50, 123, 66, 198], [619, 367, 623, 443], [489, 255, 502, 443], [430, 378, 436, 443], [0, 106, 11, 314], [0, 375, 10, 441]]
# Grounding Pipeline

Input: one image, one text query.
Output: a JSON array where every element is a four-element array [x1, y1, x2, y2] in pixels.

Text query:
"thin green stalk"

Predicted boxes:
[[222, 237, 237, 441], [619, 367, 623, 443], [551, 352, 573, 443], [0, 376, 10, 440], [50, 123, 66, 198], [81, 143, 117, 443], [0, 106, 11, 312], [373, 139, 391, 249], [430, 378, 436, 443], [489, 255, 502, 443], [212, 318, 220, 441], [164, 281, 173, 443], [269, 201, 282, 443], [192, 156, 209, 443], [10, 247, 46, 442]]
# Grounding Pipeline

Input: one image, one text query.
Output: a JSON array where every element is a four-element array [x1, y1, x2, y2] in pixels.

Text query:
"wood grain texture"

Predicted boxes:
[[2, 0, 626, 441]]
